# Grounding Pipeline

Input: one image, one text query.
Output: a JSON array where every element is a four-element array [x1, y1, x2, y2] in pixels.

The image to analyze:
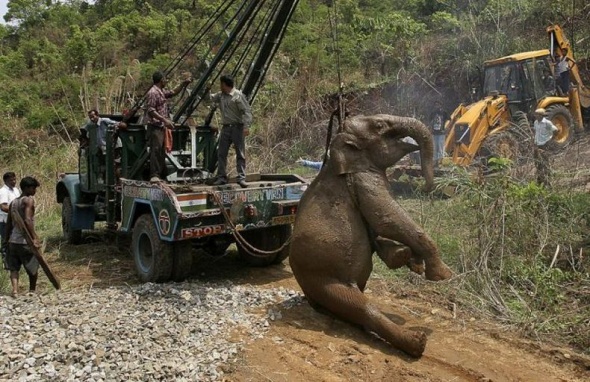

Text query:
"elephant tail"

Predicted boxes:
[[301, 280, 427, 357]]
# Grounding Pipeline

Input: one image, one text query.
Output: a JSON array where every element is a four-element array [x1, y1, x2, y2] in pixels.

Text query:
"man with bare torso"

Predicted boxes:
[[4, 177, 41, 297]]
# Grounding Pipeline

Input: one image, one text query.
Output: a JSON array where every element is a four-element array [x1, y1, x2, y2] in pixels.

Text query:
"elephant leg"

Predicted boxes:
[[374, 237, 425, 275], [353, 172, 453, 281], [370, 207, 452, 280], [303, 281, 427, 357]]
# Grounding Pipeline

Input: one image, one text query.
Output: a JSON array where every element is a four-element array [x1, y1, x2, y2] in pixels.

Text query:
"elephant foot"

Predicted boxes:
[[407, 257, 425, 275], [378, 245, 413, 269], [399, 330, 427, 358], [424, 260, 453, 281], [375, 238, 425, 275]]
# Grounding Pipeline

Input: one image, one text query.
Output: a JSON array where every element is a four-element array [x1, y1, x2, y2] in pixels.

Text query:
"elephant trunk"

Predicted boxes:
[[383, 115, 435, 192], [415, 123, 435, 192]]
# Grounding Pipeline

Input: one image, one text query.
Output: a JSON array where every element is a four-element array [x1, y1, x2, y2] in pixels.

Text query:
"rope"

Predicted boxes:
[[209, 191, 291, 257]]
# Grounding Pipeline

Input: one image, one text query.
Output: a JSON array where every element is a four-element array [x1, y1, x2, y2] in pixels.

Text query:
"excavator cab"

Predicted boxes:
[[482, 52, 555, 117]]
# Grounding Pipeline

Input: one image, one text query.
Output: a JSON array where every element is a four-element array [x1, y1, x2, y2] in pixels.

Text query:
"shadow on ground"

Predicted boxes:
[[44, 230, 293, 291]]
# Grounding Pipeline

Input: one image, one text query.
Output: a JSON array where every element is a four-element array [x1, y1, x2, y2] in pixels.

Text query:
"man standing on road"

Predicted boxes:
[[533, 108, 558, 187], [0, 172, 20, 268], [211, 74, 253, 188], [145, 71, 191, 183], [429, 101, 448, 166], [4, 177, 41, 297]]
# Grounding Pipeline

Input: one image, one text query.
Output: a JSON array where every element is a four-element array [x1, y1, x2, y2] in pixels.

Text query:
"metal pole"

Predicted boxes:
[[190, 126, 197, 168]]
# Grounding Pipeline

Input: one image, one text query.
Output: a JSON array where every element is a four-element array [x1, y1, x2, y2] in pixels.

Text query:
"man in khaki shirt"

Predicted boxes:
[[211, 74, 253, 188]]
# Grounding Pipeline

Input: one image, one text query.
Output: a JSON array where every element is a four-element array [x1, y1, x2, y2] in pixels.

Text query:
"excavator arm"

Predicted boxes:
[[547, 24, 590, 108]]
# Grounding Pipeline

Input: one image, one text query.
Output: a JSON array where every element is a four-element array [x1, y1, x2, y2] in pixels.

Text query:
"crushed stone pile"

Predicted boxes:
[[0, 281, 304, 381]]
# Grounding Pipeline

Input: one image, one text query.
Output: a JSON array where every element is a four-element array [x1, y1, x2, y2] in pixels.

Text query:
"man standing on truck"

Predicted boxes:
[[429, 101, 448, 166], [0, 172, 20, 268], [84, 109, 126, 154], [211, 74, 252, 188], [4, 176, 41, 297], [145, 71, 192, 183], [533, 108, 558, 187]]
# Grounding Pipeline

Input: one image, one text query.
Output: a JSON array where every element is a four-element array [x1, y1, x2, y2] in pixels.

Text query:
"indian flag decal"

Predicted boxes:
[[176, 193, 208, 212]]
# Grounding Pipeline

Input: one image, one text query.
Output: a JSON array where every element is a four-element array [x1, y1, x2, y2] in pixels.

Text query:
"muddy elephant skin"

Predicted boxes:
[[289, 114, 453, 357]]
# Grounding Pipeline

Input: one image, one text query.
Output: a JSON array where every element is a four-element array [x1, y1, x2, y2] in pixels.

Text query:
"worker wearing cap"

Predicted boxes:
[[533, 108, 557, 187]]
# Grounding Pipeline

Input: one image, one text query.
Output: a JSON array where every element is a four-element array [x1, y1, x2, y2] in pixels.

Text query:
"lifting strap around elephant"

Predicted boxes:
[[209, 192, 291, 257], [323, 109, 339, 164]]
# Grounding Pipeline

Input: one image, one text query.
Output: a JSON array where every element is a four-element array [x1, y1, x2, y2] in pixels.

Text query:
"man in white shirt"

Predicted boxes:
[[0, 172, 21, 264], [533, 108, 558, 148], [532, 108, 557, 186]]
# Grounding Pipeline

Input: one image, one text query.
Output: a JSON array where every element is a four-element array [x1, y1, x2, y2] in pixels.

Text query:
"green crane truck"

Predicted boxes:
[[55, 0, 305, 282]]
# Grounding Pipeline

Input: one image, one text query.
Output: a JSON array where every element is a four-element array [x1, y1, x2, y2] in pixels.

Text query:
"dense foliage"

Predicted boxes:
[[0, 0, 588, 137]]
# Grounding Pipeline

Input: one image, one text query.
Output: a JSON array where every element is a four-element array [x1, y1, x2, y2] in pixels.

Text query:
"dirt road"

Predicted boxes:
[[223, 263, 589, 382], [46, 242, 590, 382]]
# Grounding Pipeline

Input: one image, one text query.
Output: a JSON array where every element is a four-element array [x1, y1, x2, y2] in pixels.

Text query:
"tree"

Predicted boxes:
[[5, 0, 52, 25]]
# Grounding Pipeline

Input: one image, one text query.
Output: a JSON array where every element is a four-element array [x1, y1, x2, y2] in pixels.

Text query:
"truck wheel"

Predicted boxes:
[[171, 241, 193, 282], [545, 104, 574, 150], [237, 225, 292, 267], [132, 214, 173, 282], [62, 197, 82, 244]]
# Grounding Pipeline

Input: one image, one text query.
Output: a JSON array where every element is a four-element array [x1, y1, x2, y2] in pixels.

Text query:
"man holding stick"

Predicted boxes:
[[4, 177, 41, 297]]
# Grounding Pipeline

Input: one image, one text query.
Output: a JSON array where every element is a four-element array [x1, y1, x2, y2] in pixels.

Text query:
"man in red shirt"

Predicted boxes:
[[145, 71, 191, 182]]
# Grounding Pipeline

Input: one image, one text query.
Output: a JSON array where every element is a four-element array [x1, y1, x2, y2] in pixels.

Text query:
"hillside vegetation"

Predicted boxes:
[[0, 0, 589, 354]]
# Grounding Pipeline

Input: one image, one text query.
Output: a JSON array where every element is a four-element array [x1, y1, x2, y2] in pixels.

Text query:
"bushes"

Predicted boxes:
[[406, 166, 590, 351]]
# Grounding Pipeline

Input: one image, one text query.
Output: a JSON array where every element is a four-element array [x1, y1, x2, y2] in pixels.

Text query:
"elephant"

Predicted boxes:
[[289, 114, 453, 358]]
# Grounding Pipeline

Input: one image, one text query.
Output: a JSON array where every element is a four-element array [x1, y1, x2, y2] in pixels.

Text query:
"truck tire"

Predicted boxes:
[[62, 197, 82, 244], [132, 214, 173, 282], [545, 104, 574, 150], [171, 241, 193, 282], [237, 225, 292, 267]]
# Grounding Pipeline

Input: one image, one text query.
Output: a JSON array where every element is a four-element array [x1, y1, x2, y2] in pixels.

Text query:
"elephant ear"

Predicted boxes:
[[330, 133, 372, 174]]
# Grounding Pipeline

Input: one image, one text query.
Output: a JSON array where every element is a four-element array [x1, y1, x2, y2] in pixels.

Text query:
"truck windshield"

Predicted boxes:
[[483, 63, 520, 101]]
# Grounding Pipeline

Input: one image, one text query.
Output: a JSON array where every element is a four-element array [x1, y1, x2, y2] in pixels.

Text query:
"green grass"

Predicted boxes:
[[373, 171, 590, 354]]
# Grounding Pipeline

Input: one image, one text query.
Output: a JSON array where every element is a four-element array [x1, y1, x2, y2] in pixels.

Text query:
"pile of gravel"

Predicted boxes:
[[0, 281, 304, 381]]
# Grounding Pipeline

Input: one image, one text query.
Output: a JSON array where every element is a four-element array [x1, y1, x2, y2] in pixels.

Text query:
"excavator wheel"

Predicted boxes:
[[510, 112, 536, 160], [545, 104, 574, 150], [481, 131, 520, 164], [479, 112, 534, 170]]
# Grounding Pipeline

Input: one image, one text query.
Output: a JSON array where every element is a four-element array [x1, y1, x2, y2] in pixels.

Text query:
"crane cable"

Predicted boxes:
[[323, 1, 345, 165], [328, 0, 345, 132]]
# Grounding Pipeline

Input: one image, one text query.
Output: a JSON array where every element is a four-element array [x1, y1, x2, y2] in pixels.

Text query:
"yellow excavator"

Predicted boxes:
[[444, 24, 590, 167]]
